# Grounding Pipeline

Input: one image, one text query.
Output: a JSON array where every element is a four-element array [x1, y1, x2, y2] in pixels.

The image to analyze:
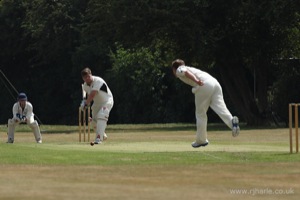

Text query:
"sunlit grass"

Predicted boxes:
[[0, 124, 299, 200]]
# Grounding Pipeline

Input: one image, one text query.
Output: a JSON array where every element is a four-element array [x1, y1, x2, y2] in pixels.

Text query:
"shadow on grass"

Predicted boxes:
[[1, 122, 285, 134]]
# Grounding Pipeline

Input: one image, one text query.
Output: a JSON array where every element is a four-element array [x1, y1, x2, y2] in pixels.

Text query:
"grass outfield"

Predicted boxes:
[[0, 124, 299, 200]]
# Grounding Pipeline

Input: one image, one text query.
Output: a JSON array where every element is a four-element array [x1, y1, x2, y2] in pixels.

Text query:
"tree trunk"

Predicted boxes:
[[217, 60, 267, 125]]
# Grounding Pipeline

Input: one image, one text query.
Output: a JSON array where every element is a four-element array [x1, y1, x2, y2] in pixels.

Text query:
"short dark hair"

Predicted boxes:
[[171, 59, 185, 69], [81, 68, 92, 77]]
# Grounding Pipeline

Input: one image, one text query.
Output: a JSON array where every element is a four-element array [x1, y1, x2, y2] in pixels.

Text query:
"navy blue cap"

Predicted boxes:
[[18, 93, 27, 101]]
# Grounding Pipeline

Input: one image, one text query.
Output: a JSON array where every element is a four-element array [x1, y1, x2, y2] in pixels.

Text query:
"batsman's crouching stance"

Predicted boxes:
[[7, 93, 42, 143], [81, 68, 114, 144]]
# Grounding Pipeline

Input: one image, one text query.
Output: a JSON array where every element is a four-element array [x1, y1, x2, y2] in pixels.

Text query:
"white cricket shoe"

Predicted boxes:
[[191, 141, 209, 148], [94, 138, 102, 144], [232, 116, 240, 137], [94, 133, 107, 144], [94, 135, 102, 144], [94, 140, 102, 144]]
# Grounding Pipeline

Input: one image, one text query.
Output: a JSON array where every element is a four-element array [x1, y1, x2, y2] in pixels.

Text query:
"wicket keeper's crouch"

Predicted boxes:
[[7, 93, 42, 143]]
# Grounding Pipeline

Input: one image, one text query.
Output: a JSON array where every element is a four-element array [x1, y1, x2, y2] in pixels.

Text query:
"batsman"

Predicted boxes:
[[80, 68, 114, 144]]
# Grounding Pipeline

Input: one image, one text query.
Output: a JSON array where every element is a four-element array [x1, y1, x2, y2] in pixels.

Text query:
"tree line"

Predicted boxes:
[[0, 0, 300, 126]]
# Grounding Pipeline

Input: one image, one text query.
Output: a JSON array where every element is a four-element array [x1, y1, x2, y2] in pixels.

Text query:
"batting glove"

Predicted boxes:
[[80, 100, 87, 111]]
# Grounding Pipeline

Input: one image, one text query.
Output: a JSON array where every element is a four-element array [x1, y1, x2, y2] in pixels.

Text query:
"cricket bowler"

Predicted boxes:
[[172, 59, 240, 148]]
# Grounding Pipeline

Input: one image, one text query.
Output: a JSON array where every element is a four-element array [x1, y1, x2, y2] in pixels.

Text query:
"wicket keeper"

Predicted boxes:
[[80, 68, 114, 144], [7, 93, 42, 143], [172, 59, 240, 148]]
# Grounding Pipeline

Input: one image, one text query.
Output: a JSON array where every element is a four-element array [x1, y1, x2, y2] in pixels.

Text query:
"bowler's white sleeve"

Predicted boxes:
[[176, 66, 187, 77]]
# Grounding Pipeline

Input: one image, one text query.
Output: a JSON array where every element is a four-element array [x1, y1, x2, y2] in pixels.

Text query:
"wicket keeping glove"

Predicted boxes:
[[16, 113, 22, 119], [21, 116, 27, 123]]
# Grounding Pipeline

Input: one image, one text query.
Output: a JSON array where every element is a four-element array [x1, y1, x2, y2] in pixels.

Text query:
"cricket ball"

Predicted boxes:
[[90, 141, 94, 146]]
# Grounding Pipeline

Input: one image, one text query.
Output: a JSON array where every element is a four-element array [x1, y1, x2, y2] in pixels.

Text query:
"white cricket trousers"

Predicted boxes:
[[193, 77, 233, 144], [91, 101, 113, 141]]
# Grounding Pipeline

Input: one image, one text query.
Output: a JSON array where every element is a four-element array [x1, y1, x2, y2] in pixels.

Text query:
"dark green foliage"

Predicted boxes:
[[0, 0, 299, 125], [272, 59, 300, 123], [107, 43, 194, 123]]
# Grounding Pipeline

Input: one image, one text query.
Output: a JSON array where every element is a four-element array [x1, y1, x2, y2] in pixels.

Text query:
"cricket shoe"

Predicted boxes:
[[191, 141, 209, 148], [94, 138, 102, 144], [95, 134, 104, 144], [232, 116, 240, 137], [7, 137, 14, 143], [94, 141, 102, 144], [94, 136, 102, 144]]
